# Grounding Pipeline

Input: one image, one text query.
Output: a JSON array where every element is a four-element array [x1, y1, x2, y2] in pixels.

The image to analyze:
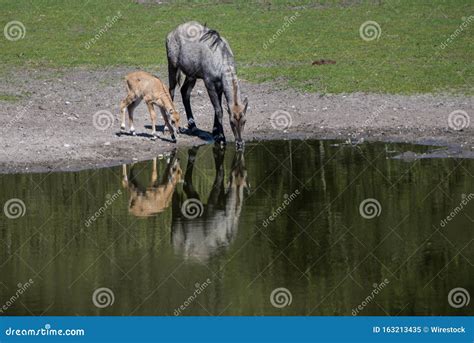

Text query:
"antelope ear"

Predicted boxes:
[[243, 97, 249, 113]]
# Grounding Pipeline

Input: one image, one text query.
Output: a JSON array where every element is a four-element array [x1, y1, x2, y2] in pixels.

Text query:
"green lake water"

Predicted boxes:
[[0, 140, 472, 315]]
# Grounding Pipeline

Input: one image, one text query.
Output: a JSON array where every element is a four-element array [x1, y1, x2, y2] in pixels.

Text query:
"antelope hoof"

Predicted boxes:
[[120, 126, 126, 133], [151, 135, 157, 141], [213, 134, 226, 145], [187, 120, 197, 132], [130, 130, 136, 136]]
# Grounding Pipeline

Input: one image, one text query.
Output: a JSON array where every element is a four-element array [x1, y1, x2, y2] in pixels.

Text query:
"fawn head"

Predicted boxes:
[[167, 107, 181, 139]]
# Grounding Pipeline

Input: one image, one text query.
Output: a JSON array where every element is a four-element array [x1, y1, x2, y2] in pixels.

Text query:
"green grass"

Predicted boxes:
[[0, 93, 23, 102], [0, 0, 472, 94]]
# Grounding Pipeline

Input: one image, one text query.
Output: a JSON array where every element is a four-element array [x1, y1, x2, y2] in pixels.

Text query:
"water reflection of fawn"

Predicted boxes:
[[172, 146, 248, 263], [122, 153, 182, 217]]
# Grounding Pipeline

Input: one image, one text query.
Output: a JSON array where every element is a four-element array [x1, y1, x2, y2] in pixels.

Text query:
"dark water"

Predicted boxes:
[[0, 140, 473, 316]]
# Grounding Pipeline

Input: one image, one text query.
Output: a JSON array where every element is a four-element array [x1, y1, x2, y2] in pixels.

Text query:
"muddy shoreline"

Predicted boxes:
[[0, 67, 472, 174]]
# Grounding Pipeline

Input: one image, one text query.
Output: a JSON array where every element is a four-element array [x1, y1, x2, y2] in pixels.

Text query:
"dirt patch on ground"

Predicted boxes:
[[0, 67, 472, 174]]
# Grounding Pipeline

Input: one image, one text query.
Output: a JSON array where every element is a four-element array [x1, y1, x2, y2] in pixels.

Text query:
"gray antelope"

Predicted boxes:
[[120, 71, 181, 141], [166, 21, 248, 149], [171, 147, 248, 263]]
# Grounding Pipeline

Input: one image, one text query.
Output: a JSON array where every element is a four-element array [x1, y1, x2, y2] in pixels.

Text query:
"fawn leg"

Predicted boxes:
[[121, 164, 129, 188], [127, 98, 141, 135], [146, 101, 158, 139], [160, 107, 177, 142], [120, 95, 135, 132], [151, 158, 158, 186]]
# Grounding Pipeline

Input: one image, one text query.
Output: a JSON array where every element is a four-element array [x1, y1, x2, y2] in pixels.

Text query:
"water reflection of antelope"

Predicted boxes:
[[172, 146, 248, 263], [122, 153, 182, 217]]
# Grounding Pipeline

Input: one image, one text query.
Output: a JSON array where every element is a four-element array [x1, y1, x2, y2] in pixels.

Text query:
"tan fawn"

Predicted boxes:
[[122, 155, 182, 217], [120, 71, 180, 141]]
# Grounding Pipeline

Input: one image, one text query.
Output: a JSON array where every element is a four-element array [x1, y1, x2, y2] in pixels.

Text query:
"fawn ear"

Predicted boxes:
[[243, 97, 249, 114]]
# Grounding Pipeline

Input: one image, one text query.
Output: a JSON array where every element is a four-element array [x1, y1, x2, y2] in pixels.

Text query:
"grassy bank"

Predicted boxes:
[[0, 0, 472, 94]]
